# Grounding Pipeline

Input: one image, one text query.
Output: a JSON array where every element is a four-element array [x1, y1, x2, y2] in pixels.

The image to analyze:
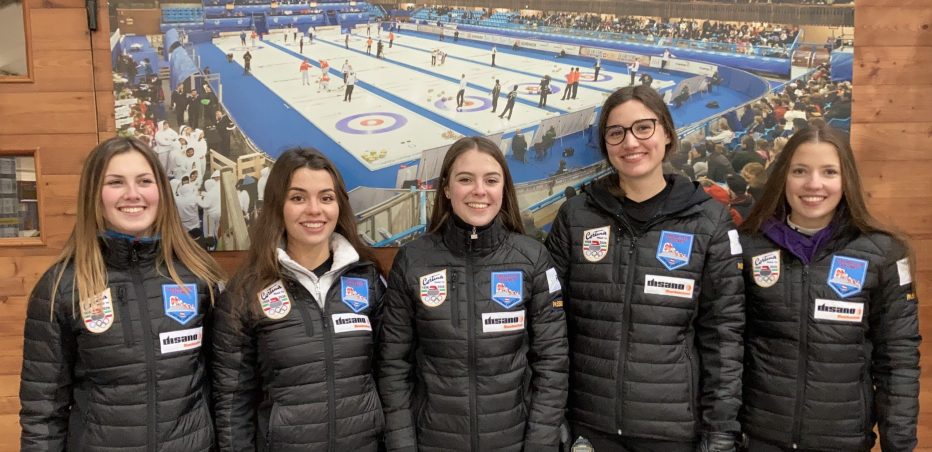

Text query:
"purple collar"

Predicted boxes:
[[761, 217, 835, 264]]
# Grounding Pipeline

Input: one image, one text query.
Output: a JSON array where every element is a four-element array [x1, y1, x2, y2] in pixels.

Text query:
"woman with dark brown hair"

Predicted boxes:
[[378, 136, 568, 451], [546, 85, 744, 451], [738, 124, 919, 451], [20, 137, 225, 451], [211, 148, 385, 451]]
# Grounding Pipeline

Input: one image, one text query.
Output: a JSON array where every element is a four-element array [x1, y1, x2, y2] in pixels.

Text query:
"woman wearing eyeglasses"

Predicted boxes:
[[546, 85, 745, 451]]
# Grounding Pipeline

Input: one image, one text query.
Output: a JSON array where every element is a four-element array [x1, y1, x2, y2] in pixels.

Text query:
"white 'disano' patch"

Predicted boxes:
[[159, 327, 203, 354], [644, 275, 695, 299], [331, 313, 372, 333], [481, 310, 525, 333], [813, 299, 864, 323]]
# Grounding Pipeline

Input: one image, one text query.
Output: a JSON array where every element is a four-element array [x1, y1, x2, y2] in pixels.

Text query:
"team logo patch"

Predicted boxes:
[[419, 270, 447, 307], [491, 271, 523, 309], [162, 284, 198, 325], [827, 255, 869, 298], [656, 231, 694, 271], [644, 275, 695, 299], [752, 250, 781, 288], [582, 226, 610, 262], [481, 310, 526, 333], [80, 287, 115, 334], [340, 277, 370, 313], [813, 299, 864, 323], [258, 280, 292, 320]]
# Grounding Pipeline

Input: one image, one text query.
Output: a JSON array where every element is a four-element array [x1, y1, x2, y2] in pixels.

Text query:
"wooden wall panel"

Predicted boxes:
[[0, 0, 96, 446], [854, 0, 932, 449]]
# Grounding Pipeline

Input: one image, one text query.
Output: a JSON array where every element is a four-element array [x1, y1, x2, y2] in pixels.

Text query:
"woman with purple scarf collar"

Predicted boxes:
[[737, 124, 919, 452]]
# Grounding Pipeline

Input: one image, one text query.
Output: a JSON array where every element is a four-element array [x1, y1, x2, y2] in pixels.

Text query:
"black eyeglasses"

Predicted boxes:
[[604, 118, 658, 145]]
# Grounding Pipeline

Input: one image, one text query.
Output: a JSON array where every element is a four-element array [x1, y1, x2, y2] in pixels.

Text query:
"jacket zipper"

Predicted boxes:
[[614, 234, 638, 436], [317, 268, 357, 452], [130, 244, 158, 452], [117, 286, 134, 346], [791, 264, 810, 449], [450, 271, 459, 329], [322, 301, 336, 452], [466, 234, 479, 452]]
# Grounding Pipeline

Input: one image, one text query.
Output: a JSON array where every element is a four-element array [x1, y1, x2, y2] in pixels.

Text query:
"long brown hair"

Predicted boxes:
[[740, 124, 891, 236], [427, 136, 523, 234], [228, 147, 374, 300], [47, 137, 225, 315]]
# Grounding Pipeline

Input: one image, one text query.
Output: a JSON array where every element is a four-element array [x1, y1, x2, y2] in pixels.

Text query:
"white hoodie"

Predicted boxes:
[[276, 233, 360, 309]]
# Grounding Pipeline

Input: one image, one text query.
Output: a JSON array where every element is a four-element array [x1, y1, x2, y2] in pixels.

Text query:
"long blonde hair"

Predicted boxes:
[[46, 137, 225, 316]]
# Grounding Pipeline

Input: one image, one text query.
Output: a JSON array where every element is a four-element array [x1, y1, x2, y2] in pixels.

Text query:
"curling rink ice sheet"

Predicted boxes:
[[212, 30, 675, 171]]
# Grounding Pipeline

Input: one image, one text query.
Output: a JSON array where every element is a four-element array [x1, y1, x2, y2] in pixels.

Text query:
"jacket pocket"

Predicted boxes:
[[684, 348, 699, 427], [266, 403, 282, 449], [116, 286, 134, 346]]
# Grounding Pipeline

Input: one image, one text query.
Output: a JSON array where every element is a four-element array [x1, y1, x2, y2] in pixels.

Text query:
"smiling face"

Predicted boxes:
[[604, 99, 671, 184], [443, 149, 504, 228], [100, 150, 160, 237], [282, 167, 339, 259], [785, 141, 843, 229]]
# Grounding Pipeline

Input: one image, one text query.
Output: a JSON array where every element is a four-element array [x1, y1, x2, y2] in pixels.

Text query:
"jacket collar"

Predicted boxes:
[[584, 174, 709, 226], [99, 232, 160, 268], [441, 216, 508, 257], [277, 232, 360, 282]]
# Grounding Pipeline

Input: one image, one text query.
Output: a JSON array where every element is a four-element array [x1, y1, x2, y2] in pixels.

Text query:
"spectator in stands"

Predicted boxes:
[[732, 136, 765, 173], [707, 118, 735, 144], [215, 110, 235, 155], [256, 165, 269, 211], [198, 170, 221, 242], [154, 121, 178, 169], [668, 150, 695, 180], [725, 174, 753, 225], [741, 162, 766, 201], [783, 103, 808, 132], [707, 143, 732, 183], [171, 85, 188, 126], [688, 142, 708, 175], [824, 90, 851, 121]]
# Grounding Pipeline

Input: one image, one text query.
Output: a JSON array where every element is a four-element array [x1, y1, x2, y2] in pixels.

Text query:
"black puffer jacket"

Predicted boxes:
[[378, 218, 568, 452], [212, 234, 385, 452], [545, 175, 744, 442], [20, 236, 215, 452], [741, 221, 920, 451]]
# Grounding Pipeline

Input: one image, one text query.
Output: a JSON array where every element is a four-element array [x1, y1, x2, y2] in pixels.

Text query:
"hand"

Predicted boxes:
[[698, 432, 736, 452]]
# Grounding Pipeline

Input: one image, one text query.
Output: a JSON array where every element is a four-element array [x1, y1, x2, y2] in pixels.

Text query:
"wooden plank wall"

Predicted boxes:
[[853, 1, 932, 448], [0, 0, 928, 449]]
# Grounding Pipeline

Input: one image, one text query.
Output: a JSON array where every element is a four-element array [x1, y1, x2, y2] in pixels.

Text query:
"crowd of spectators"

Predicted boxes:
[[513, 12, 798, 53], [662, 62, 850, 225], [111, 52, 232, 249]]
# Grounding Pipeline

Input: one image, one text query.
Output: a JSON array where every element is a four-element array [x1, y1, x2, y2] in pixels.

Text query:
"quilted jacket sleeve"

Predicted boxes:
[[211, 289, 261, 451], [695, 207, 744, 436], [870, 238, 920, 452], [19, 266, 76, 452], [523, 243, 569, 449], [377, 248, 418, 451]]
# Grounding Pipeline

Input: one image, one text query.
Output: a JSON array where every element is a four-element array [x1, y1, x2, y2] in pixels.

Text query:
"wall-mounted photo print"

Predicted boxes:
[[106, 0, 853, 250]]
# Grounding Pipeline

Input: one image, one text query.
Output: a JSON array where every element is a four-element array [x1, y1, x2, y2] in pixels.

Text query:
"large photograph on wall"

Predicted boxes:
[[107, 0, 853, 250]]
